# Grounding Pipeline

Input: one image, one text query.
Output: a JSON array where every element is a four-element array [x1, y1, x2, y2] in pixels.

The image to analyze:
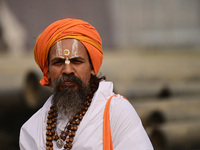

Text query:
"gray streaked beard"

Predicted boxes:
[[51, 74, 91, 120]]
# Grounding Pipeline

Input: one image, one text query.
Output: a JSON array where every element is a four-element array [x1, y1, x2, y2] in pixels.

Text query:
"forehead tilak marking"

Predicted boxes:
[[71, 39, 79, 58], [56, 41, 63, 57], [64, 49, 70, 56], [64, 49, 70, 64]]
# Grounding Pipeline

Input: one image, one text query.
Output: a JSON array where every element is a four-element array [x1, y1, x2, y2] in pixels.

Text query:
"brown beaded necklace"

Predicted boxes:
[[46, 93, 93, 150]]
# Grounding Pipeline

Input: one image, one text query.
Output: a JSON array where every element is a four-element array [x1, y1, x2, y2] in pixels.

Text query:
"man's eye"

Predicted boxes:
[[52, 60, 64, 65], [71, 59, 83, 64]]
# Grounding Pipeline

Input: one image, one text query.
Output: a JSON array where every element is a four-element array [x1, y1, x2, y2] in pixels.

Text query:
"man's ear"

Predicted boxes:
[[91, 69, 95, 76]]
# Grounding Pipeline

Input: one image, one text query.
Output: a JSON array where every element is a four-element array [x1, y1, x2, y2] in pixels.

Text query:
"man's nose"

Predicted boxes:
[[62, 63, 74, 75]]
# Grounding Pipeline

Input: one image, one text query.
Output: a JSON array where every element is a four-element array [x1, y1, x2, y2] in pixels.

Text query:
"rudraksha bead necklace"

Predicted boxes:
[[46, 93, 93, 150]]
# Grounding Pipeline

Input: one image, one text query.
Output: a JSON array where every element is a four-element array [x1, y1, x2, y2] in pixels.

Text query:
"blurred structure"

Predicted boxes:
[[109, 0, 200, 48], [5, 0, 113, 49], [0, 0, 27, 54], [0, 0, 200, 150]]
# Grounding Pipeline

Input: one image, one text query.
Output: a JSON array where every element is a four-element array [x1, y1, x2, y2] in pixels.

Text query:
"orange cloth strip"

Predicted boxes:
[[103, 95, 128, 150], [103, 94, 117, 150]]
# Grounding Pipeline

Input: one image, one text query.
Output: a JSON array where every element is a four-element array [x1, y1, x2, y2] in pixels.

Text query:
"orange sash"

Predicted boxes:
[[103, 94, 118, 150]]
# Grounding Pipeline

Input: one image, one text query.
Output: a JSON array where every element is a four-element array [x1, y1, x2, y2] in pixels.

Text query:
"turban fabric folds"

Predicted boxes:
[[34, 18, 103, 86]]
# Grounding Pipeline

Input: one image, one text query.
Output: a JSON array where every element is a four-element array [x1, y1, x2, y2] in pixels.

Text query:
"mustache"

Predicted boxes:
[[58, 74, 82, 84], [52, 74, 83, 91]]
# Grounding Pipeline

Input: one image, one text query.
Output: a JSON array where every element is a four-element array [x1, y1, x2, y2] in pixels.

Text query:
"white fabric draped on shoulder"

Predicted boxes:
[[19, 81, 153, 150]]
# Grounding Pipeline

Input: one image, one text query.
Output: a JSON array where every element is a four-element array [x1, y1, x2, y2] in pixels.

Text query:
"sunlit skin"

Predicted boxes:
[[47, 39, 95, 89]]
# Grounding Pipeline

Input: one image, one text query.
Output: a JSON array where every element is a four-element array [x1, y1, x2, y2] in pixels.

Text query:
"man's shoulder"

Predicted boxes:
[[19, 97, 52, 150], [109, 94, 138, 118], [109, 94, 129, 105]]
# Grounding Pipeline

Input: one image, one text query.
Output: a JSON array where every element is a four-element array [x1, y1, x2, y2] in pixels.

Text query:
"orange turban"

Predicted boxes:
[[34, 18, 103, 86]]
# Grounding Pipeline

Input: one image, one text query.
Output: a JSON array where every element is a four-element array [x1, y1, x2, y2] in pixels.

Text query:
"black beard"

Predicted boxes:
[[51, 74, 91, 119]]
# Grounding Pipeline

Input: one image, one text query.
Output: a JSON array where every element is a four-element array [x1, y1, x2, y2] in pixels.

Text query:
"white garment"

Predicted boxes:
[[19, 81, 153, 150]]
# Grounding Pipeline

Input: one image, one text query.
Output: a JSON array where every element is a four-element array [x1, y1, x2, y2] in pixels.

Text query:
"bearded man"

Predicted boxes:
[[19, 18, 153, 150]]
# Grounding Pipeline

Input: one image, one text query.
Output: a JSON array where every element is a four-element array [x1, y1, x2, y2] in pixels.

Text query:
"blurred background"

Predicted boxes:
[[0, 0, 200, 149]]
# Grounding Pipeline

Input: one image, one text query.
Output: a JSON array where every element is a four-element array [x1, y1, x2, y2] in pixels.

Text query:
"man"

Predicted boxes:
[[19, 18, 153, 150]]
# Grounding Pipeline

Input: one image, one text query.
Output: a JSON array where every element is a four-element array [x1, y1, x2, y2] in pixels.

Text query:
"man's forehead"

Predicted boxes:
[[49, 38, 90, 63]]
